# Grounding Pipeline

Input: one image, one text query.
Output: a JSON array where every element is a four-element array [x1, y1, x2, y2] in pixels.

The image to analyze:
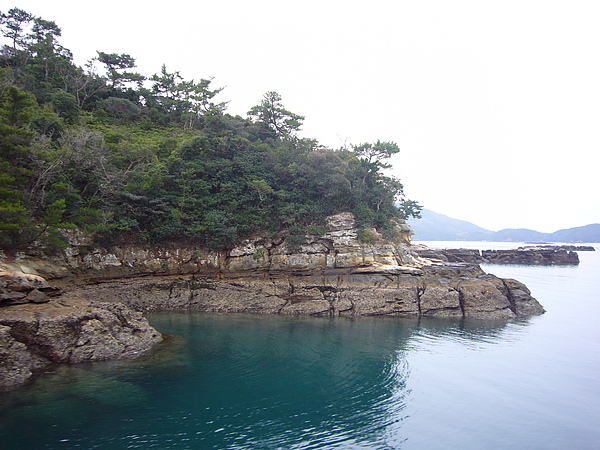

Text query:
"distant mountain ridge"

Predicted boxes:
[[408, 209, 600, 242]]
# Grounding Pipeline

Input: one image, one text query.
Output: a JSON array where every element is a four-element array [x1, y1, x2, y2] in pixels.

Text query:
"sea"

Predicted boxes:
[[1, 241, 599, 449]]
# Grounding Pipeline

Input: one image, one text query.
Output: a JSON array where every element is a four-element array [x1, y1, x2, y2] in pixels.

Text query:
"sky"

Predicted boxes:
[[9, 0, 600, 232]]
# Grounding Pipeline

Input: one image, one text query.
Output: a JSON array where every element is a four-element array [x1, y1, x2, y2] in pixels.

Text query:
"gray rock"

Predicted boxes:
[[418, 278, 463, 317], [0, 325, 33, 389], [0, 296, 163, 389], [26, 289, 49, 303], [62, 267, 544, 321], [413, 246, 580, 265], [456, 277, 515, 320]]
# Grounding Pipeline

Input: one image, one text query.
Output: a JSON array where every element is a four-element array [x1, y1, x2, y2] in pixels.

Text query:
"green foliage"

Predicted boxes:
[[353, 202, 375, 228], [353, 140, 400, 166], [305, 225, 328, 235], [252, 247, 265, 260], [49, 89, 79, 122], [101, 97, 140, 122], [284, 233, 305, 251], [0, 8, 420, 251], [247, 91, 304, 138], [357, 228, 377, 245], [398, 199, 423, 219]]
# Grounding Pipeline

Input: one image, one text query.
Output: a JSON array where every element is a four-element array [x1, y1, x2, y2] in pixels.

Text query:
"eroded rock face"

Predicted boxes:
[[60, 263, 544, 321], [0, 295, 163, 389], [226, 213, 417, 272], [2, 213, 418, 283]]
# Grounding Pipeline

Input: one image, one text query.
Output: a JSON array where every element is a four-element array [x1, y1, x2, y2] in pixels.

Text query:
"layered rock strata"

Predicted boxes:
[[60, 264, 544, 321], [0, 213, 417, 284]]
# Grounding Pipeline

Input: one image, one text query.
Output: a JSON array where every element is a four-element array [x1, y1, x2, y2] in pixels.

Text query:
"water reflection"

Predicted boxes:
[[145, 314, 416, 449], [0, 313, 532, 449], [410, 317, 534, 350]]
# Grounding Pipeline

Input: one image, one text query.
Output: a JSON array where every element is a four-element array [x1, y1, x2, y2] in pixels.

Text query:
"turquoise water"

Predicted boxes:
[[1, 243, 599, 449]]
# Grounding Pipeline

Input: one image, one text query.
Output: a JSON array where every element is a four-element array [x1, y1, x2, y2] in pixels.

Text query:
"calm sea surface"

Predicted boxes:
[[1, 242, 599, 449]]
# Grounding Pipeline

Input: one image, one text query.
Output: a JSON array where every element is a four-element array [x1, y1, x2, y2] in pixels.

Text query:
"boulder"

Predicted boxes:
[[0, 295, 163, 389], [0, 268, 61, 307]]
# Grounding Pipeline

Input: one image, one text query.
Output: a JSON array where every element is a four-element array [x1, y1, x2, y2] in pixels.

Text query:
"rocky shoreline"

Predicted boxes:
[[0, 213, 546, 389], [58, 264, 544, 319], [413, 245, 592, 265]]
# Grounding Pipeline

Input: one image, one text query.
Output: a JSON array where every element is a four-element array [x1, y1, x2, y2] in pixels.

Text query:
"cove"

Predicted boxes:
[[0, 313, 544, 449]]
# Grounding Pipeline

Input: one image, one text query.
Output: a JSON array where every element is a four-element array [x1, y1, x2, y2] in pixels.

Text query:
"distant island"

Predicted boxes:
[[408, 209, 600, 242]]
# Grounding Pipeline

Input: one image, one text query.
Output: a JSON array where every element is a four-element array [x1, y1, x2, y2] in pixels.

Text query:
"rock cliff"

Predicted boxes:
[[1, 213, 416, 283], [0, 212, 545, 388]]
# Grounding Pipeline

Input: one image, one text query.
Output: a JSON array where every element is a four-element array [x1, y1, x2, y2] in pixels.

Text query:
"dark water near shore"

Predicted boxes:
[[1, 242, 599, 449]]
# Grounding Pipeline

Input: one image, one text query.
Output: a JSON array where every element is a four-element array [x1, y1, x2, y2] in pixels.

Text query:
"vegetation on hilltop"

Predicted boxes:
[[0, 7, 421, 252]]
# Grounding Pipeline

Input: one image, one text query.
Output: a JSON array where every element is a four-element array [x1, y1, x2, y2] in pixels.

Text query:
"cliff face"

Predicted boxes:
[[1, 212, 417, 283], [3, 211, 543, 322]]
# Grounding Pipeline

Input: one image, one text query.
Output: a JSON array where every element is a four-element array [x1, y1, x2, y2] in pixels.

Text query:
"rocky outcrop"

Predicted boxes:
[[481, 248, 580, 265], [0, 213, 418, 284], [0, 293, 162, 390], [414, 246, 582, 265], [0, 212, 548, 388], [59, 263, 544, 321], [0, 214, 545, 324]]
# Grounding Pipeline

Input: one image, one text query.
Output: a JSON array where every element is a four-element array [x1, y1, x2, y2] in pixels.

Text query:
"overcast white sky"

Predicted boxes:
[[10, 0, 600, 232]]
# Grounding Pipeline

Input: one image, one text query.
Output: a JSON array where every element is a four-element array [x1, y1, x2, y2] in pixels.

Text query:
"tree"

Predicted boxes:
[[26, 16, 75, 88], [0, 84, 37, 246], [147, 64, 226, 128], [398, 199, 423, 219], [0, 9, 422, 251], [247, 91, 304, 138], [96, 51, 144, 91], [1, 9, 74, 85], [353, 140, 400, 166], [247, 178, 274, 205], [61, 59, 109, 109], [0, 8, 34, 55]]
